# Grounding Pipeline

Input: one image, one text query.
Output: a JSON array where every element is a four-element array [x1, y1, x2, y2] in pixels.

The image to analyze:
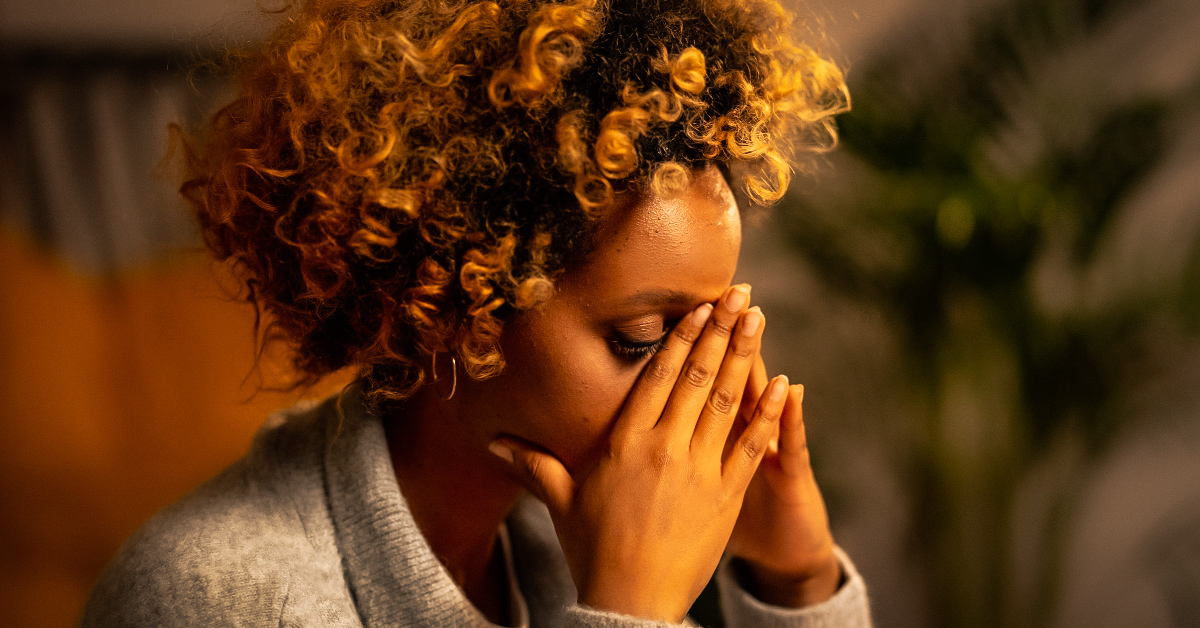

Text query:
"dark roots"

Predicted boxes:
[[178, 0, 848, 403]]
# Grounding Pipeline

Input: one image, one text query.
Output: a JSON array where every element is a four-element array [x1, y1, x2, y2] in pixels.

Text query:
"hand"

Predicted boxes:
[[724, 354, 842, 607], [489, 285, 790, 622]]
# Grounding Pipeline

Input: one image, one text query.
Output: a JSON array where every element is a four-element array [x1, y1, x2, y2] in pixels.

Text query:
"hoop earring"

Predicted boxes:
[[431, 352, 458, 401]]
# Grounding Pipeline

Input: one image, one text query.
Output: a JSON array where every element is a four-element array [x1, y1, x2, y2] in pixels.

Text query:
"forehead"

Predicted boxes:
[[561, 168, 742, 307]]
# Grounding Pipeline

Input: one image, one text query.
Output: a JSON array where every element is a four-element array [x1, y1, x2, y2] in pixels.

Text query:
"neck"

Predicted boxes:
[[384, 385, 524, 623]]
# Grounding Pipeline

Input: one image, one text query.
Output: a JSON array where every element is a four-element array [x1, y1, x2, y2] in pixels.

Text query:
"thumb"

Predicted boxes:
[[489, 438, 576, 515]]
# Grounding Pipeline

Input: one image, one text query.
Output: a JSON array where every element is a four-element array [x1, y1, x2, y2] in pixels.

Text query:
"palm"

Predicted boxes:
[[728, 434, 834, 576]]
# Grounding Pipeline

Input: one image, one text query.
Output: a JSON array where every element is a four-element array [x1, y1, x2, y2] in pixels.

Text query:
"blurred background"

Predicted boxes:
[[1, 0, 1197, 626]]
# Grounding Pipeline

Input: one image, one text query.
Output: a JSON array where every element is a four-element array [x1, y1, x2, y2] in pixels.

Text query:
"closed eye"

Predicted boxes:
[[609, 334, 668, 361], [609, 313, 684, 362]]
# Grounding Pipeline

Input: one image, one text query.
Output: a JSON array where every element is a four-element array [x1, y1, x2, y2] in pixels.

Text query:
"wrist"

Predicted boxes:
[[734, 552, 843, 608], [579, 579, 690, 623]]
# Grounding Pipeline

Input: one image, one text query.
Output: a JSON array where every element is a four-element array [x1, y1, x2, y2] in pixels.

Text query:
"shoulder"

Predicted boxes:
[[81, 398, 359, 627]]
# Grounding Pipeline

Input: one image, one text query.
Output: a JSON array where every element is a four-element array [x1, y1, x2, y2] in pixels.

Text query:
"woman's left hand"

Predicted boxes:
[[724, 355, 843, 608]]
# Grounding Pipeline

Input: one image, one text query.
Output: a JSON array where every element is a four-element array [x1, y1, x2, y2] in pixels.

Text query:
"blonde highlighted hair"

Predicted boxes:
[[179, 0, 848, 402]]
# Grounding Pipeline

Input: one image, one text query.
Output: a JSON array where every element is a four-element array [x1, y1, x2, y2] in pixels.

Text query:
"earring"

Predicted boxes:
[[431, 352, 458, 401]]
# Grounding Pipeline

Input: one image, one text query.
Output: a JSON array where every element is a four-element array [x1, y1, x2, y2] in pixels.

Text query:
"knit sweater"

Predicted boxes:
[[81, 387, 872, 627]]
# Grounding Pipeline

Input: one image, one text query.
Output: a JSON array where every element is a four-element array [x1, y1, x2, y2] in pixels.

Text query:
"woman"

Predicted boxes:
[[83, 0, 869, 625]]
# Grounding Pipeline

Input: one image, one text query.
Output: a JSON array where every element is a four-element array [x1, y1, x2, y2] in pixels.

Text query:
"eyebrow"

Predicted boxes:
[[619, 289, 709, 309]]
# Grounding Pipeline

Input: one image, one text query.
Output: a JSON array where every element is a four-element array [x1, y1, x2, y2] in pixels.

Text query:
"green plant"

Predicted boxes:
[[781, 0, 1200, 625]]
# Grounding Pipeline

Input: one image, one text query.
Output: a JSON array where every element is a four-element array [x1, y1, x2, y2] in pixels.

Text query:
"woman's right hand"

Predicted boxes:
[[488, 285, 791, 622]]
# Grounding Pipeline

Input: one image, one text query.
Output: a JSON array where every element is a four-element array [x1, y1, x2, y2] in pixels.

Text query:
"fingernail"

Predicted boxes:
[[488, 441, 514, 463], [741, 309, 762, 336], [768, 375, 789, 401], [691, 303, 714, 326], [724, 285, 749, 312]]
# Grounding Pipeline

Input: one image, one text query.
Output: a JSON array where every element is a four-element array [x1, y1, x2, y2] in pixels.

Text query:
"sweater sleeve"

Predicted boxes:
[[559, 546, 869, 628], [717, 546, 872, 628], [564, 605, 692, 627]]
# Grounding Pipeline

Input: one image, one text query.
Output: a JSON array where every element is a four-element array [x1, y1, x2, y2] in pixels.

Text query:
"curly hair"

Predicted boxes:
[[179, 0, 848, 403]]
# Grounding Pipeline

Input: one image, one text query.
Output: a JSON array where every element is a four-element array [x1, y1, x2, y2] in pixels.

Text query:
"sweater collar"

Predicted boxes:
[[319, 385, 577, 627], [322, 384, 493, 627]]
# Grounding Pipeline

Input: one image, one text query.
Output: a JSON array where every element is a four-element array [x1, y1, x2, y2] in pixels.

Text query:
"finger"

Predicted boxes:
[[725, 354, 769, 460], [656, 284, 751, 438], [692, 307, 764, 454], [737, 353, 770, 429], [777, 384, 812, 478], [723, 374, 789, 487], [489, 439, 577, 516], [613, 302, 713, 438]]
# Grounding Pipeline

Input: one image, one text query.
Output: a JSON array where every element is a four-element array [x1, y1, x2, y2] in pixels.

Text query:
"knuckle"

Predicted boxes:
[[731, 337, 757, 359], [649, 446, 676, 471], [643, 358, 675, 385], [681, 361, 714, 388], [707, 387, 737, 415], [740, 436, 763, 461], [707, 315, 736, 338], [674, 322, 702, 344], [525, 455, 543, 482]]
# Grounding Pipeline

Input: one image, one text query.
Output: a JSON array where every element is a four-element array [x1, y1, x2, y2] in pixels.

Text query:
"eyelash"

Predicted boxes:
[[610, 334, 668, 361]]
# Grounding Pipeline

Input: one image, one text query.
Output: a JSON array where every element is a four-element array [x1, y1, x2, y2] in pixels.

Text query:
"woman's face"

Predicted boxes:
[[460, 166, 743, 475]]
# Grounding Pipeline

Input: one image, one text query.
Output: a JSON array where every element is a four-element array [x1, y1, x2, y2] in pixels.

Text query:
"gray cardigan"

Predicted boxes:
[[81, 387, 871, 627]]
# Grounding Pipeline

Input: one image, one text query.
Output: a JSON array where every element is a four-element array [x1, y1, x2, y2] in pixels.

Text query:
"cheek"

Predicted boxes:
[[496, 312, 641, 470]]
